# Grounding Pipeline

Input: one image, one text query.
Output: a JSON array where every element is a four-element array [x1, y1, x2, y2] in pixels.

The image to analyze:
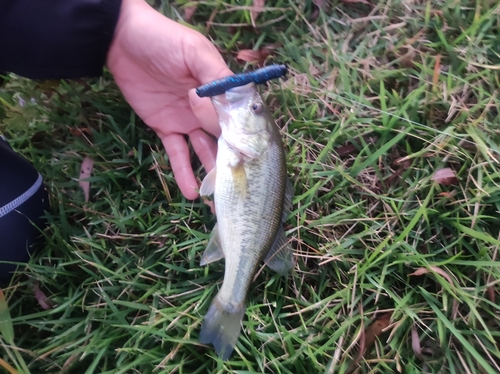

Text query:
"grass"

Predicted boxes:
[[1, 0, 500, 372]]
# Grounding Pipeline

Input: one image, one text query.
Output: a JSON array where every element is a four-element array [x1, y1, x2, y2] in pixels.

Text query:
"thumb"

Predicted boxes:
[[183, 33, 233, 137], [185, 37, 233, 85], [189, 89, 221, 138]]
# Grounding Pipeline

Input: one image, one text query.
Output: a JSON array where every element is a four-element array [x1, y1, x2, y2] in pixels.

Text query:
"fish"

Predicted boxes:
[[198, 82, 294, 360]]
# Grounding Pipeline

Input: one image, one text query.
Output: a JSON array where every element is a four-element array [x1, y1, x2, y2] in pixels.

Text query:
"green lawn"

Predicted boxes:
[[1, 0, 500, 373]]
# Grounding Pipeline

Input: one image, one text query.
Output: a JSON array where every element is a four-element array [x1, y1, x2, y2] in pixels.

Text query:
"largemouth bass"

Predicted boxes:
[[198, 82, 294, 360]]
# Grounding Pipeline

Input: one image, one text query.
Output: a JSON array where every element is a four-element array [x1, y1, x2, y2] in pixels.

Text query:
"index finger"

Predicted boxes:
[[161, 133, 199, 200]]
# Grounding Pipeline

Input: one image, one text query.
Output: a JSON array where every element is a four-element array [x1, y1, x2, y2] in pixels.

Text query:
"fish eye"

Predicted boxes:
[[251, 102, 263, 114]]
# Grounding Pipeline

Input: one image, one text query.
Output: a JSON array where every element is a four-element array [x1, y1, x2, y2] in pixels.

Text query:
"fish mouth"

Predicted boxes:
[[225, 83, 256, 103], [223, 84, 259, 111]]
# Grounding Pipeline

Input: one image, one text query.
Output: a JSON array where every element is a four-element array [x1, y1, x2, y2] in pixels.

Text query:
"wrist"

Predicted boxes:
[[106, 0, 155, 68]]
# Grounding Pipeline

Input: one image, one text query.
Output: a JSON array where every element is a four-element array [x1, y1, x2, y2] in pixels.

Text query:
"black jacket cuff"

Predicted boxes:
[[0, 0, 122, 80]]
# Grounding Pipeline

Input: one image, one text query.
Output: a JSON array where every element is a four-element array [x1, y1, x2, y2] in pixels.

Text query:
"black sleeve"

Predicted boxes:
[[0, 0, 122, 80]]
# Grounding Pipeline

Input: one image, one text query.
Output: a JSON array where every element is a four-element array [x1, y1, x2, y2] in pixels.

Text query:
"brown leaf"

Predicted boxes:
[[411, 325, 422, 356], [236, 50, 267, 65], [431, 168, 458, 185], [432, 54, 441, 89], [408, 266, 454, 285], [438, 192, 455, 198], [79, 156, 94, 202], [309, 8, 320, 22], [313, 0, 330, 11], [341, 0, 372, 4], [183, 4, 197, 23], [396, 46, 417, 68], [350, 310, 393, 371], [0, 356, 17, 374], [236, 49, 263, 64], [251, 0, 265, 24], [61, 353, 79, 373], [32, 282, 54, 310], [486, 286, 495, 303], [336, 136, 378, 157], [202, 196, 216, 215], [362, 312, 392, 351], [335, 143, 358, 156], [70, 127, 92, 137], [236, 45, 278, 65]]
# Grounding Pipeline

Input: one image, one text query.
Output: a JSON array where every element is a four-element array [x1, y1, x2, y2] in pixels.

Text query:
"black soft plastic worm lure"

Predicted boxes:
[[196, 64, 288, 98]]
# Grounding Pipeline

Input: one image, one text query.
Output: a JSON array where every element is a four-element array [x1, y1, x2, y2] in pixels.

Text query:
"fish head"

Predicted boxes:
[[211, 83, 273, 161]]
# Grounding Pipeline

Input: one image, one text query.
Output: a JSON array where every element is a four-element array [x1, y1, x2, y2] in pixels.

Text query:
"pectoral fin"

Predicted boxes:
[[200, 167, 217, 196], [264, 228, 295, 275], [200, 224, 224, 265]]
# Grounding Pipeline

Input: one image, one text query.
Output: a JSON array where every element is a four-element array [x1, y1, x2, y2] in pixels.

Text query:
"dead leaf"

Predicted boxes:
[[486, 286, 495, 303], [438, 191, 455, 198], [395, 45, 417, 68], [251, 0, 265, 25], [202, 196, 216, 215], [309, 8, 320, 22], [236, 49, 263, 64], [406, 29, 426, 45], [432, 54, 441, 89], [61, 353, 79, 374], [32, 282, 54, 310], [183, 4, 197, 23], [362, 312, 392, 351], [236, 44, 278, 65], [69, 127, 92, 137], [411, 325, 422, 356], [350, 309, 394, 371], [408, 266, 454, 285], [235, 49, 267, 65], [341, 0, 372, 4], [79, 156, 94, 202], [0, 357, 17, 374], [313, 0, 330, 11], [335, 143, 358, 156], [431, 168, 457, 185], [336, 136, 378, 157]]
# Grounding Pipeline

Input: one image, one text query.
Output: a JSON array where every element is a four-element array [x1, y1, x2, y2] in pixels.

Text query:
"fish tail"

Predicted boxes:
[[199, 295, 245, 360]]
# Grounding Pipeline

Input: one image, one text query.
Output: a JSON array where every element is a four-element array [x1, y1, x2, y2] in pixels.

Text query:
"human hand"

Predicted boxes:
[[106, 0, 232, 199]]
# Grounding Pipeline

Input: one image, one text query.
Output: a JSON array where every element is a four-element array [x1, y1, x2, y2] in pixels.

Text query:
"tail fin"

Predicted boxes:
[[199, 296, 245, 360]]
